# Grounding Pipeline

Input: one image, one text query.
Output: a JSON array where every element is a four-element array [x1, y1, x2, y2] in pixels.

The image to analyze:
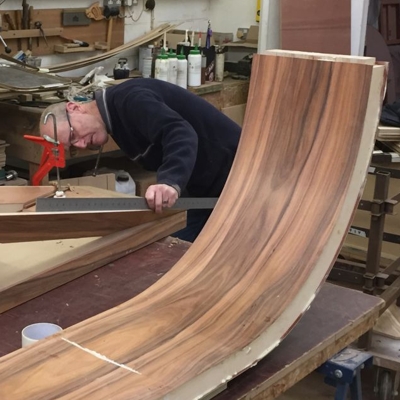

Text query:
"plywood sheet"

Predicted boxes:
[[0, 52, 385, 399]]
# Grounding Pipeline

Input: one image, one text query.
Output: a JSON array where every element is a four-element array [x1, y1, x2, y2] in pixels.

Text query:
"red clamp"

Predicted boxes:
[[24, 135, 65, 186]]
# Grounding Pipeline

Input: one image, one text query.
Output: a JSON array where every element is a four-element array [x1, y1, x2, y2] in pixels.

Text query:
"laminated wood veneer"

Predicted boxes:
[[0, 51, 386, 399]]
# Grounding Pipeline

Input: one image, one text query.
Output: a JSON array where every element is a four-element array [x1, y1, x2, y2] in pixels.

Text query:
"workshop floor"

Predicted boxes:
[[277, 369, 380, 400]]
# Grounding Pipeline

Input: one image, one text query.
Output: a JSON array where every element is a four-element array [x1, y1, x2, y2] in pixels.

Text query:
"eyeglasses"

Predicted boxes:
[[65, 110, 101, 150], [65, 110, 80, 146]]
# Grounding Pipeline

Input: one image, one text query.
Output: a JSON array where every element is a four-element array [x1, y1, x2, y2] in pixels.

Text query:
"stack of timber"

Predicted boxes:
[[0, 50, 385, 399]]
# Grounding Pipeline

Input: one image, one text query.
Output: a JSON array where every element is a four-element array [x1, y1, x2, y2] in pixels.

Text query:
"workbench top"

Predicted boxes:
[[0, 237, 383, 399]]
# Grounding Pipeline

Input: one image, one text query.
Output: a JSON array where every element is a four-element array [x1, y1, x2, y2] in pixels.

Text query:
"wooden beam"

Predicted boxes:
[[1, 28, 63, 40]]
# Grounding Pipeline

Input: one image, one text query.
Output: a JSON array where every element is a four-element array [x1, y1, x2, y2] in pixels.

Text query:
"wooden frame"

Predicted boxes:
[[0, 51, 385, 399]]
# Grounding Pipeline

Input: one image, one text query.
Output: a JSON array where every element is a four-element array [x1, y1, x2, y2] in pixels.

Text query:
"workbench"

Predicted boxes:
[[0, 237, 383, 399]]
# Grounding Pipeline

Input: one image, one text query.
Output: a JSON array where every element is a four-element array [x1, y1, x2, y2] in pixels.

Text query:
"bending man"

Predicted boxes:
[[40, 78, 241, 242]]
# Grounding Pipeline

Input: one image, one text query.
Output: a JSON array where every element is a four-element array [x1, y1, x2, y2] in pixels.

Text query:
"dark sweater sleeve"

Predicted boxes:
[[121, 89, 198, 193]]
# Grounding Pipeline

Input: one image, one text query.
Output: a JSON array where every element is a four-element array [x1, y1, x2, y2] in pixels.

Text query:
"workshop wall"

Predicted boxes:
[[0, 0, 257, 76]]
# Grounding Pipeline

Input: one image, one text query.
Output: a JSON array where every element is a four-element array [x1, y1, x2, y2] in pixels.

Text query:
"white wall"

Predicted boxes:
[[210, 0, 258, 36], [0, 0, 256, 75]]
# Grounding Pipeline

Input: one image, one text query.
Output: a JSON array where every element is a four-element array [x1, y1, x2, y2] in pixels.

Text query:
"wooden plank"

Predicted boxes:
[[0, 52, 385, 399], [0, 214, 186, 314], [281, 0, 351, 54], [0, 185, 184, 243], [0, 209, 183, 243], [1, 28, 63, 40]]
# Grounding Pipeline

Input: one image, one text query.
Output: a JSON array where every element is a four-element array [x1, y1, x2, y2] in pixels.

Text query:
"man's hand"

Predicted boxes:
[[145, 184, 179, 213]]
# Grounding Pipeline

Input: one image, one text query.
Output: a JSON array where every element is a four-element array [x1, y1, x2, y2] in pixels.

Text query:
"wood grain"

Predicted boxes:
[[0, 214, 186, 314], [281, 0, 351, 54], [0, 205, 183, 243], [0, 53, 385, 399]]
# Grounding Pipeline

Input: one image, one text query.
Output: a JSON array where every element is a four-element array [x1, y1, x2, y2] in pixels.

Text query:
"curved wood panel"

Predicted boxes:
[[0, 52, 385, 399]]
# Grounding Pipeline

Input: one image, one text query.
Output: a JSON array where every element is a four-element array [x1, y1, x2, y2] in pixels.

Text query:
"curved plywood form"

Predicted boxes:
[[0, 52, 385, 399]]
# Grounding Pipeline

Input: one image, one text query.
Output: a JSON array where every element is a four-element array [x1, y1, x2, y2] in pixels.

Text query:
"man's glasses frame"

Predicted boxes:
[[65, 110, 80, 146]]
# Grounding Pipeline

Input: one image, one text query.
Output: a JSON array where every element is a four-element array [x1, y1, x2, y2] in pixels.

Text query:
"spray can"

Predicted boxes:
[[177, 48, 188, 89], [188, 45, 201, 87], [155, 48, 169, 82], [167, 49, 178, 85]]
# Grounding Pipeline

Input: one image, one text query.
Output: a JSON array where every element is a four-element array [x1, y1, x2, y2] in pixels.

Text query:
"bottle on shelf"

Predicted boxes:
[[188, 44, 202, 87], [177, 48, 188, 89], [167, 49, 178, 85], [155, 48, 169, 82]]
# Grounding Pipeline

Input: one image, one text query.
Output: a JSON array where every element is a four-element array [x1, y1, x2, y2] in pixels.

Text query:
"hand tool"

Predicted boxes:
[[28, 6, 33, 51], [61, 36, 89, 47], [24, 114, 66, 197], [21, 0, 29, 49], [0, 35, 11, 53], [4, 13, 16, 31], [34, 21, 48, 47], [36, 197, 218, 212]]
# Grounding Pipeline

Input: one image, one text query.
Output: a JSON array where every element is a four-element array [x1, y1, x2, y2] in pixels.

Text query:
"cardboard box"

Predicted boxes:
[[225, 25, 259, 49]]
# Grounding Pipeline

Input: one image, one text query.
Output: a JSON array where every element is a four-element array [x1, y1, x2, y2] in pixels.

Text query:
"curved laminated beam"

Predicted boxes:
[[0, 52, 385, 399]]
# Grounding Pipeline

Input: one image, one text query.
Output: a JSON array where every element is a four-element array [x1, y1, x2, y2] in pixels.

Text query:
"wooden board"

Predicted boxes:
[[281, 0, 351, 54], [0, 52, 385, 399], [0, 185, 184, 242]]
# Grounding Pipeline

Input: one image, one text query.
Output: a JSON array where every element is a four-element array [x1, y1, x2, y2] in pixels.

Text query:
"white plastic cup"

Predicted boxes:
[[21, 323, 62, 348]]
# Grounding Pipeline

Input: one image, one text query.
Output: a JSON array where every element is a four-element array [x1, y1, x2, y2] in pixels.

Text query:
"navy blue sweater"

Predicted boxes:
[[96, 79, 241, 197]]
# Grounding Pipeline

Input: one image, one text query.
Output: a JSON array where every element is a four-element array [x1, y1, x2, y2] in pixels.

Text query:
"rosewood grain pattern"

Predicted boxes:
[[281, 0, 351, 54], [0, 53, 385, 399], [0, 209, 181, 242]]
